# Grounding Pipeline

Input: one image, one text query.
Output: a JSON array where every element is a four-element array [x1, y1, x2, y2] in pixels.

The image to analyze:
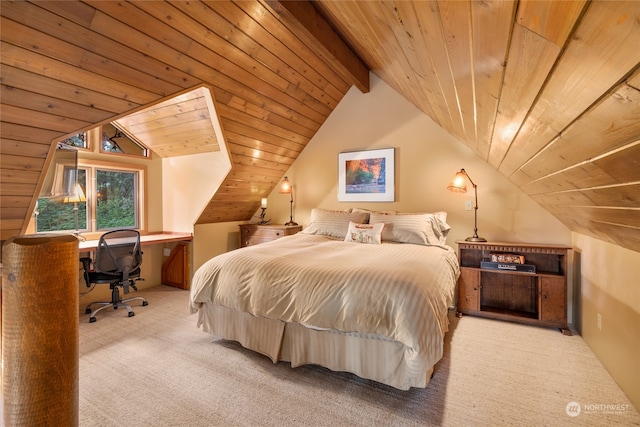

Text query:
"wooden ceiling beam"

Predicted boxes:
[[262, 0, 370, 93]]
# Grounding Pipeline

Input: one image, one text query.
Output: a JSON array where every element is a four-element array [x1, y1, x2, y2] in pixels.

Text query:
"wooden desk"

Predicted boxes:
[[79, 232, 192, 251], [79, 231, 192, 289]]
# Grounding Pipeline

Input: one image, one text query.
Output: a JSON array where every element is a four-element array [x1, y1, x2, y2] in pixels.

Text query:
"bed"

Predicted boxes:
[[189, 209, 460, 390]]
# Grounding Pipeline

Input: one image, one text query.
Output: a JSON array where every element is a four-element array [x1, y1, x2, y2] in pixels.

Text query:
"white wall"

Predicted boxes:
[[162, 151, 231, 233], [572, 233, 640, 409], [162, 88, 232, 234]]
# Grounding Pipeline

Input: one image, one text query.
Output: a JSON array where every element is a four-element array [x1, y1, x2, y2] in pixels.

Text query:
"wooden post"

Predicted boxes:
[[2, 234, 79, 426]]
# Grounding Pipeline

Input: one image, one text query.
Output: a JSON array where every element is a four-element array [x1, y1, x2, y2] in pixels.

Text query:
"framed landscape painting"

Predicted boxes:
[[338, 148, 395, 202]]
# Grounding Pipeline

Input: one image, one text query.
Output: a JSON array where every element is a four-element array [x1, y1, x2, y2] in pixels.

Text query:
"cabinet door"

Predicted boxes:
[[458, 268, 480, 313], [161, 242, 190, 289], [540, 276, 566, 325]]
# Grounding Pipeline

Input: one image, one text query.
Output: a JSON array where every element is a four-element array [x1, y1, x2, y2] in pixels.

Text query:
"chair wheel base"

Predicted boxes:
[[89, 317, 97, 323], [128, 312, 135, 317], [142, 301, 149, 306], [85, 307, 91, 314]]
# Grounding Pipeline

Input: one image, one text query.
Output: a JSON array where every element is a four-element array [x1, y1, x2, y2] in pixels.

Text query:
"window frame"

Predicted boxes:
[[99, 123, 149, 158], [78, 159, 147, 241], [60, 131, 89, 150], [34, 159, 147, 240]]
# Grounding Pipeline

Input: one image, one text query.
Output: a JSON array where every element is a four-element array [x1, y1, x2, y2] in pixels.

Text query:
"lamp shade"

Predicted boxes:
[[446, 168, 486, 242], [279, 176, 292, 194], [447, 171, 468, 193], [63, 183, 86, 204]]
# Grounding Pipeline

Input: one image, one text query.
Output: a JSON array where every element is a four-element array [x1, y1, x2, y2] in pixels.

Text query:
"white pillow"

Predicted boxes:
[[300, 209, 369, 239], [344, 221, 385, 244], [349, 208, 371, 224], [431, 211, 448, 223], [369, 212, 448, 245]]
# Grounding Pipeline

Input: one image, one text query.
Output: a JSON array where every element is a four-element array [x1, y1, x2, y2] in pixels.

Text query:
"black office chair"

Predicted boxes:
[[80, 229, 148, 323]]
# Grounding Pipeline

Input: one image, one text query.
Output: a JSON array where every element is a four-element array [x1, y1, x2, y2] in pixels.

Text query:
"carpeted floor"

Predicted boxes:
[[78, 285, 639, 426]]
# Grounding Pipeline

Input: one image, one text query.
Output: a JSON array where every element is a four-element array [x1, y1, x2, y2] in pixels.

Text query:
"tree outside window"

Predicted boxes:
[[96, 169, 137, 229], [36, 169, 87, 232], [36, 167, 139, 233]]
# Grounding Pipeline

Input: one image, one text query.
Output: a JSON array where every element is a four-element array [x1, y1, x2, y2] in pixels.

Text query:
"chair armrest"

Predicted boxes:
[[79, 257, 92, 288]]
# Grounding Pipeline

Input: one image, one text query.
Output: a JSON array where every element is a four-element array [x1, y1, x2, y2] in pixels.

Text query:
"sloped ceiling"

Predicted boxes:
[[312, 0, 640, 252], [1, 1, 639, 252], [113, 86, 222, 158]]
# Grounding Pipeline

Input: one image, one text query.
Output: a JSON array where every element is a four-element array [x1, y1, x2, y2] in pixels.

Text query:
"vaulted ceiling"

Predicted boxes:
[[1, 1, 639, 252]]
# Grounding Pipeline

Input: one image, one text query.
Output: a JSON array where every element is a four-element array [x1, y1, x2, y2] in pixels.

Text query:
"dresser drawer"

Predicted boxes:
[[241, 226, 286, 239], [243, 236, 276, 247], [239, 224, 302, 248]]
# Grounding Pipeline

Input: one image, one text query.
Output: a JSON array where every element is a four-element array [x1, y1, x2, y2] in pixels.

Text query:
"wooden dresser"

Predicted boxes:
[[456, 241, 572, 334], [239, 224, 302, 248]]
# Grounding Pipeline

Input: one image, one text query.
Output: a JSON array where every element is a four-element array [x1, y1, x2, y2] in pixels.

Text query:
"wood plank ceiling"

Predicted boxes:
[[113, 86, 223, 158], [1, 1, 639, 253]]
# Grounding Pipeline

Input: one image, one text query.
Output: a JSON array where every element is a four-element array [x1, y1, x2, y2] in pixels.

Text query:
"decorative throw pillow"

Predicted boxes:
[[344, 221, 384, 244], [300, 208, 369, 239]]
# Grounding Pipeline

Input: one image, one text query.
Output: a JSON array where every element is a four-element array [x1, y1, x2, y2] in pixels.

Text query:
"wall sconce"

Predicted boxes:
[[279, 176, 298, 226], [447, 169, 486, 242], [63, 183, 86, 239]]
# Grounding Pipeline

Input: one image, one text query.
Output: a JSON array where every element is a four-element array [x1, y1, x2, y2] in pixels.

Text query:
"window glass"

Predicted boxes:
[[36, 121, 146, 236], [36, 166, 140, 234], [60, 133, 87, 149], [101, 123, 147, 157], [96, 169, 138, 229], [36, 169, 87, 232]]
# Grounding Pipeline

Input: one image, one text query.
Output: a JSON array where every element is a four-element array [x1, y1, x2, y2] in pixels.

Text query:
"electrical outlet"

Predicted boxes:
[[465, 200, 473, 211], [597, 313, 602, 331], [163, 248, 171, 257]]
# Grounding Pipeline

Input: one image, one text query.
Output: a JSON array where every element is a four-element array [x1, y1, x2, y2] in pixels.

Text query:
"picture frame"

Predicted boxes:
[[338, 148, 395, 202]]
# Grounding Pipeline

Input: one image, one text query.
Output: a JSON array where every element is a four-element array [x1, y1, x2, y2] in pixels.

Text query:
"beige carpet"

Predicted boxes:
[[78, 285, 639, 426]]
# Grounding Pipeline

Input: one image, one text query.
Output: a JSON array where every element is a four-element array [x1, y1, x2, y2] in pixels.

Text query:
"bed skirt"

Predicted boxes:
[[197, 304, 433, 390]]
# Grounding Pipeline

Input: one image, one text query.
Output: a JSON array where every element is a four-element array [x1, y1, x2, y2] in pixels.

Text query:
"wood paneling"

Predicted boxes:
[[1, 0, 639, 253], [313, 0, 640, 252], [0, 0, 364, 239], [114, 86, 221, 158]]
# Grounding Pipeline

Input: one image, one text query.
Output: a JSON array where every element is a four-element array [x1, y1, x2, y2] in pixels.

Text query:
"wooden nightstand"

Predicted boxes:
[[239, 224, 302, 248], [456, 241, 572, 334]]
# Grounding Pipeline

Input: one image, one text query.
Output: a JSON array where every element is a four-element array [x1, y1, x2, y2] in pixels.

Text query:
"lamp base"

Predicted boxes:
[[285, 221, 298, 226], [71, 231, 86, 242], [465, 236, 487, 242]]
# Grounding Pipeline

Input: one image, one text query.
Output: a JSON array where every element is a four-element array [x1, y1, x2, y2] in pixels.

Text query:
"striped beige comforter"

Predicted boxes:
[[190, 233, 460, 380]]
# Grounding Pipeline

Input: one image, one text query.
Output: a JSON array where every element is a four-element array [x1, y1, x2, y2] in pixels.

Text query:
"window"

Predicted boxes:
[[101, 123, 148, 157], [96, 169, 138, 229], [35, 163, 144, 235], [36, 169, 87, 233], [60, 132, 87, 149]]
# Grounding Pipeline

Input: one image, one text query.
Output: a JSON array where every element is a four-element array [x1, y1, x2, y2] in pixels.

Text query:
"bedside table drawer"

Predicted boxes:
[[242, 236, 275, 247], [239, 224, 302, 248], [241, 226, 286, 239]]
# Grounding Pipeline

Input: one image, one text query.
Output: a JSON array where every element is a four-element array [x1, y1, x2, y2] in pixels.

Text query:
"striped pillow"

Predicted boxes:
[[370, 212, 447, 245], [300, 209, 369, 239]]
